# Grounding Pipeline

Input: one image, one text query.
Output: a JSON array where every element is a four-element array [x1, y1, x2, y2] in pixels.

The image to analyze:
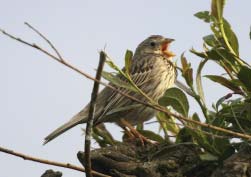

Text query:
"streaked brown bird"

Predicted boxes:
[[44, 35, 177, 144]]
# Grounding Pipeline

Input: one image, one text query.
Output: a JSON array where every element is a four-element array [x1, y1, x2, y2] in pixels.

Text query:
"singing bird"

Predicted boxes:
[[44, 35, 176, 144]]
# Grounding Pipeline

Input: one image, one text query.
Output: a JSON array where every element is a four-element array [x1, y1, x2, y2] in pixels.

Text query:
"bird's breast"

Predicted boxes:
[[141, 58, 176, 101]]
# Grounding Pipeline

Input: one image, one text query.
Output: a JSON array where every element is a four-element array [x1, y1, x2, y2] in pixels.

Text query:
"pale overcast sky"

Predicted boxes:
[[1, 1, 251, 177]]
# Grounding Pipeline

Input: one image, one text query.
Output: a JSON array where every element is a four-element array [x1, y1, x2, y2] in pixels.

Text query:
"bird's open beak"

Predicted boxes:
[[161, 38, 175, 59]]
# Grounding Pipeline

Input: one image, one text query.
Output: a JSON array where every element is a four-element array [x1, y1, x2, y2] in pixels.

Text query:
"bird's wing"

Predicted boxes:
[[95, 66, 154, 124]]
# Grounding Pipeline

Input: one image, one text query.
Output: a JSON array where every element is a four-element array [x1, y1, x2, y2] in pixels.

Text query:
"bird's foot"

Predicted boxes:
[[120, 119, 158, 146]]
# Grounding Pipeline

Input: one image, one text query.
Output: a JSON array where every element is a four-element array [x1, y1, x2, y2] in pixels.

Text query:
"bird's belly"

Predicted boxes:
[[107, 106, 156, 125]]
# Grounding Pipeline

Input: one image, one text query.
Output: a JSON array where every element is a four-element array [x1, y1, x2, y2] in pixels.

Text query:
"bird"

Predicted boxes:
[[44, 35, 177, 144]]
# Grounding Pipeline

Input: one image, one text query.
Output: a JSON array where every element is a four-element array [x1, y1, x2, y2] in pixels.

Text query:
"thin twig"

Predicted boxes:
[[85, 51, 106, 177], [0, 146, 110, 177], [24, 22, 64, 61], [146, 120, 229, 139], [1, 28, 251, 140], [175, 80, 194, 97]]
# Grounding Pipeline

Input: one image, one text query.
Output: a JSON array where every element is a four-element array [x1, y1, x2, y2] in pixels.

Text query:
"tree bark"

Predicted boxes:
[[42, 141, 251, 177]]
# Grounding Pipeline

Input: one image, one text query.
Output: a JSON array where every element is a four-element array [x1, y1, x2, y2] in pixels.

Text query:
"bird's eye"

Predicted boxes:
[[150, 42, 156, 47]]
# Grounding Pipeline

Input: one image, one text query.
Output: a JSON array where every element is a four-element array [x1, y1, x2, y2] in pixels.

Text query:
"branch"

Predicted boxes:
[[0, 146, 110, 177], [146, 120, 230, 139], [1, 27, 251, 140], [85, 51, 106, 177], [174, 80, 194, 97], [24, 22, 64, 61]]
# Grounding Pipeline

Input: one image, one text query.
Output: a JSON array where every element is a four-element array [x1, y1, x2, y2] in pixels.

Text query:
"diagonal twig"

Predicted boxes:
[[24, 22, 64, 61], [85, 51, 106, 177], [0, 27, 251, 140], [0, 146, 110, 177]]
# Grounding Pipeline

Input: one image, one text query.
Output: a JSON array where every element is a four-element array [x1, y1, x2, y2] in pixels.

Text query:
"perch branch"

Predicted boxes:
[[0, 146, 110, 177], [85, 51, 106, 177], [1, 27, 251, 140]]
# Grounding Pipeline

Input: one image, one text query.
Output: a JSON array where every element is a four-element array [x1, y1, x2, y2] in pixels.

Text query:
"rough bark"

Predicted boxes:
[[77, 142, 212, 177], [42, 142, 251, 177]]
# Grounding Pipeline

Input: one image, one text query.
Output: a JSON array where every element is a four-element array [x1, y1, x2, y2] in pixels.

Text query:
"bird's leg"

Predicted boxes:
[[119, 119, 155, 146], [119, 122, 136, 139], [121, 127, 135, 139]]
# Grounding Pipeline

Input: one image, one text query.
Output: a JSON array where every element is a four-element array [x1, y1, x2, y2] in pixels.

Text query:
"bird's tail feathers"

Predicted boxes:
[[43, 114, 87, 145]]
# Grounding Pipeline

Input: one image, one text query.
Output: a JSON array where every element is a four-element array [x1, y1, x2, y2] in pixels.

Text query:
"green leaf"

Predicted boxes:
[[192, 113, 201, 122], [181, 53, 190, 70], [223, 19, 239, 56], [124, 50, 133, 75], [174, 80, 195, 97], [237, 65, 251, 92], [206, 50, 220, 60], [184, 68, 193, 87], [176, 128, 193, 143], [210, 48, 241, 74], [205, 75, 241, 92], [92, 126, 116, 147], [181, 54, 193, 86], [105, 58, 128, 78], [157, 112, 180, 134], [137, 130, 165, 143], [196, 59, 208, 104], [203, 34, 218, 47], [190, 48, 207, 59], [213, 138, 233, 158], [215, 48, 239, 64], [105, 59, 121, 73], [211, 0, 226, 21], [211, 113, 227, 127], [217, 101, 251, 134], [159, 87, 189, 117], [187, 128, 218, 154], [194, 11, 211, 23], [215, 93, 232, 111], [191, 47, 239, 75], [101, 71, 138, 92], [136, 123, 144, 131]]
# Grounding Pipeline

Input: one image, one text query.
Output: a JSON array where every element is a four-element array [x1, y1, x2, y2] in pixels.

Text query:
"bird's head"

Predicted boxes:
[[135, 35, 175, 60]]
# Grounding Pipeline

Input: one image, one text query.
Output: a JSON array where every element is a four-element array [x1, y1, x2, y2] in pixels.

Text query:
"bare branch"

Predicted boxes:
[[1, 28, 251, 140], [85, 51, 106, 177], [0, 146, 111, 177], [24, 22, 64, 61]]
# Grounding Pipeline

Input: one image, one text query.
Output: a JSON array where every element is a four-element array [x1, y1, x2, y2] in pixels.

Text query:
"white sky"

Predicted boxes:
[[1, 0, 251, 177]]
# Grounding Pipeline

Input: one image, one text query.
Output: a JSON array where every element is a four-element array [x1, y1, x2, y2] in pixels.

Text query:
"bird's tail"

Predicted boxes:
[[43, 114, 86, 145]]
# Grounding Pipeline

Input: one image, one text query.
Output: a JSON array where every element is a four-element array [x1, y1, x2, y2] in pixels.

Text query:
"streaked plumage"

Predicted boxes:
[[44, 35, 177, 144]]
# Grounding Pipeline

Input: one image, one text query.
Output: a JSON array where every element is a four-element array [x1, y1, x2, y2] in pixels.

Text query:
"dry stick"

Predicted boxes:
[[0, 29, 251, 140], [24, 22, 64, 61], [85, 52, 106, 177], [146, 120, 229, 139], [0, 29, 111, 177], [0, 146, 110, 177]]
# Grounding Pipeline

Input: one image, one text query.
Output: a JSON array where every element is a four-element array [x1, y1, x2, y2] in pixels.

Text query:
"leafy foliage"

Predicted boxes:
[[92, 0, 251, 166], [159, 87, 189, 117]]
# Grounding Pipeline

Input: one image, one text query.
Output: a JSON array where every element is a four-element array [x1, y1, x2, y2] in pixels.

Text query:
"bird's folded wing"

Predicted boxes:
[[95, 67, 154, 124]]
